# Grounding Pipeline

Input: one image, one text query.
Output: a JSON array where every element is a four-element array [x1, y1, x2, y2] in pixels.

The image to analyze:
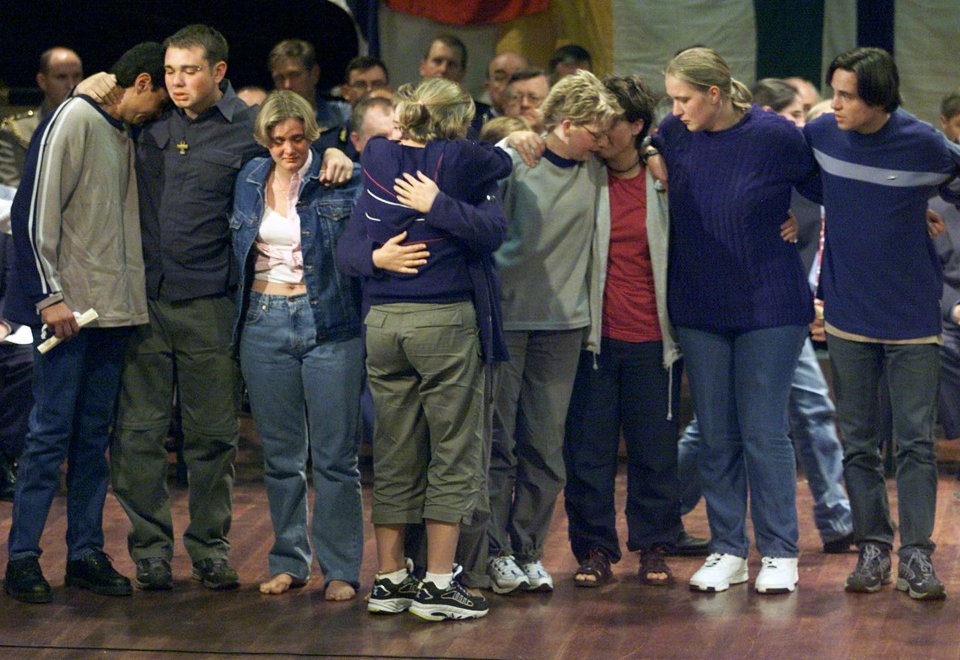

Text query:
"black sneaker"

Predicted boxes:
[[844, 542, 891, 593], [191, 558, 239, 590], [896, 549, 946, 600], [4, 557, 52, 603], [65, 550, 132, 596], [409, 567, 489, 621], [135, 557, 173, 591], [368, 559, 419, 614]]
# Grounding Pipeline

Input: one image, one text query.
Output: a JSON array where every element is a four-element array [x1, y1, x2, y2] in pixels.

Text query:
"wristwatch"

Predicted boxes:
[[640, 135, 659, 162]]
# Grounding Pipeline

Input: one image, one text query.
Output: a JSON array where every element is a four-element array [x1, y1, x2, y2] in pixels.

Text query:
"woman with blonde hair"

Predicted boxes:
[[336, 77, 511, 621], [651, 47, 816, 594], [231, 90, 364, 600], [486, 70, 621, 595]]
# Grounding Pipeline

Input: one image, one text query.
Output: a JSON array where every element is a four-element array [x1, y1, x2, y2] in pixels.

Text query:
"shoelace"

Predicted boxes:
[[761, 557, 782, 569], [855, 544, 885, 573], [492, 557, 522, 576], [703, 553, 724, 567], [905, 552, 934, 576]]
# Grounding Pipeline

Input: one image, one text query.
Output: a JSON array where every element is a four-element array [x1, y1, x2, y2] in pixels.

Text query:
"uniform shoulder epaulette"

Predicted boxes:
[[1, 109, 37, 148]]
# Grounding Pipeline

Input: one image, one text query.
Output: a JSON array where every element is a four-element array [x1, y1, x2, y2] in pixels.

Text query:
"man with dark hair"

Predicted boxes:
[[548, 44, 591, 84], [419, 35, 467, 83], [0, 47, 84, 187], [322, 56, 391, 160], [503, 69, 549, 133], [269, 38, 350, 134], [106, 23, 259, 594], [802, 46, 960, 601], [2, 41, 168, 604], [340, 56, 390, 106]]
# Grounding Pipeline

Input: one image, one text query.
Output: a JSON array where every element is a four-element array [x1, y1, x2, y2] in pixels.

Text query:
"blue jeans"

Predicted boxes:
[[564, 339, 682, 563], [677, 340, 853, 544], [240, 291, 364, 585], [827, 335, 939, 556], [8, 327, 132, 561], [676, 325, 807, 558]]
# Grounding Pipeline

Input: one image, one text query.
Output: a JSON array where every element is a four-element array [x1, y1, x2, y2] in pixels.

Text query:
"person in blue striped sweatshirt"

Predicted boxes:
[[802, 47, 960, 601]]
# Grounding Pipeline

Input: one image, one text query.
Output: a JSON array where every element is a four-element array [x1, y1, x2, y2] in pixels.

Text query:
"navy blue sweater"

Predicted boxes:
[[654, 106, 816, 332], [801, 109, 960, 340], [335, 136, 512, 361]]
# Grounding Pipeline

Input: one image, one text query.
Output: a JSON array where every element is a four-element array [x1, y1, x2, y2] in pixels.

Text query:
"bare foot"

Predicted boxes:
[[259, 573, 306, 595], [324, 580, 356, 601]]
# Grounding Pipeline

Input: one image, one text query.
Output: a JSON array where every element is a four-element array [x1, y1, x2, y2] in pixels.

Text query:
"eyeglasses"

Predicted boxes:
[[506, 92, 544, 105], [349, 79, 389, 92], [579, 125, 605, 143]]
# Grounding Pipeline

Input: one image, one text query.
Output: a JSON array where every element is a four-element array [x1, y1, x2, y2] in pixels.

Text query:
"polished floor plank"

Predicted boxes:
[[1, 430, 960, 658]]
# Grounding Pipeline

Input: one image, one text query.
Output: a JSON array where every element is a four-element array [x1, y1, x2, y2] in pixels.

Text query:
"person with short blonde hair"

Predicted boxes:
[[486, 69, 620, 595], [254, 89, 320, 146], [231, 88, 364, 601], [539, 69, 619, 133]]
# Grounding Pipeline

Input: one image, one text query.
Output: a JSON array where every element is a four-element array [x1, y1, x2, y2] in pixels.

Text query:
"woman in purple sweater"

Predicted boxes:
[[651, 47, 816, 594]]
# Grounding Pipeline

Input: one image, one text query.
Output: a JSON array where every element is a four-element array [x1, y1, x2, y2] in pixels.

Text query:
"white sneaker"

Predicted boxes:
[[487, 555, 529, 594], [519, 559, 554, 592], [755, 556, 798, 594], [689, 553, 749, 592]]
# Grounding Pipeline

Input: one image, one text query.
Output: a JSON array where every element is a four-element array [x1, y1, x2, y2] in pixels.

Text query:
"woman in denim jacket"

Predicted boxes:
[[230, 90, 363, 600]]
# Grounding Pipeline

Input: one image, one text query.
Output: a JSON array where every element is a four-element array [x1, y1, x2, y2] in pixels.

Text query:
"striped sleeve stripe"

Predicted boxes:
[[26, 98, 81, 295], [812, 148, 953, 188]]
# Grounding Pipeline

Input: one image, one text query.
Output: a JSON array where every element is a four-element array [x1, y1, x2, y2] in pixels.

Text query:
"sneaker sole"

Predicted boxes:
[[689, 570, 749, 593], [409, 602, 489, 621], [367, 598, 413, 614], [896, 578, 946, 600], [64, 575, 133, 596], [490, 580, 529, 595], [524, 581, 553, 593], [756, 582, 797, 594], [4, 583, 52, 604], [844, 574, 891, 593], [134, 577, 173, 591], [191, 569, 238, 591]]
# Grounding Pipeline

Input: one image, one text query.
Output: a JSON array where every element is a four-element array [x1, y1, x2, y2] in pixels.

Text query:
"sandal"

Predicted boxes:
[[574, 548, 612, 588], [639, 546, 673, 586]]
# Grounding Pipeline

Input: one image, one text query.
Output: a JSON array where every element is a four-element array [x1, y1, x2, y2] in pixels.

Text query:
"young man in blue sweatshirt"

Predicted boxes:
[[803, 47, 960, 601]]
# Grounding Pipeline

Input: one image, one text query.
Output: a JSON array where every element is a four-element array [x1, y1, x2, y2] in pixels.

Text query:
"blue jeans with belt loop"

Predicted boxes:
[[240, 290, 364, 586], [676, 324, 807, 558]]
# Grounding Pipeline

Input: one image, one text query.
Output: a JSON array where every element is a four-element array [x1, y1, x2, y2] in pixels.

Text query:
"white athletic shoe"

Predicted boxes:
[[487, 555, 529, 595], [755, 556, 798, 594], [519, 559, 554, 592], [689, 553, 749, 592]]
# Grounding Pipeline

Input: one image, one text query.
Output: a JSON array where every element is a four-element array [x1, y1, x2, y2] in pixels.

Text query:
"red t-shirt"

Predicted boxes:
[[602, 171, 661, 342]]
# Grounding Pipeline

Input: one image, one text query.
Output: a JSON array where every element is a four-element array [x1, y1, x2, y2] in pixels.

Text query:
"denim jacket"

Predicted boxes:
[[230, 151, 362, 346]]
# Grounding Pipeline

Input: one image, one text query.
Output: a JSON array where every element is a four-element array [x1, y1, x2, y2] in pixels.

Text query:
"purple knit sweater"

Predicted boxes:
[[654, 106, 815, 331]]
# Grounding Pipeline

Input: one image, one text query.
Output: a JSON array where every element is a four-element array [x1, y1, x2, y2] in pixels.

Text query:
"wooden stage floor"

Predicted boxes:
[[2, 427, 960, 659]]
